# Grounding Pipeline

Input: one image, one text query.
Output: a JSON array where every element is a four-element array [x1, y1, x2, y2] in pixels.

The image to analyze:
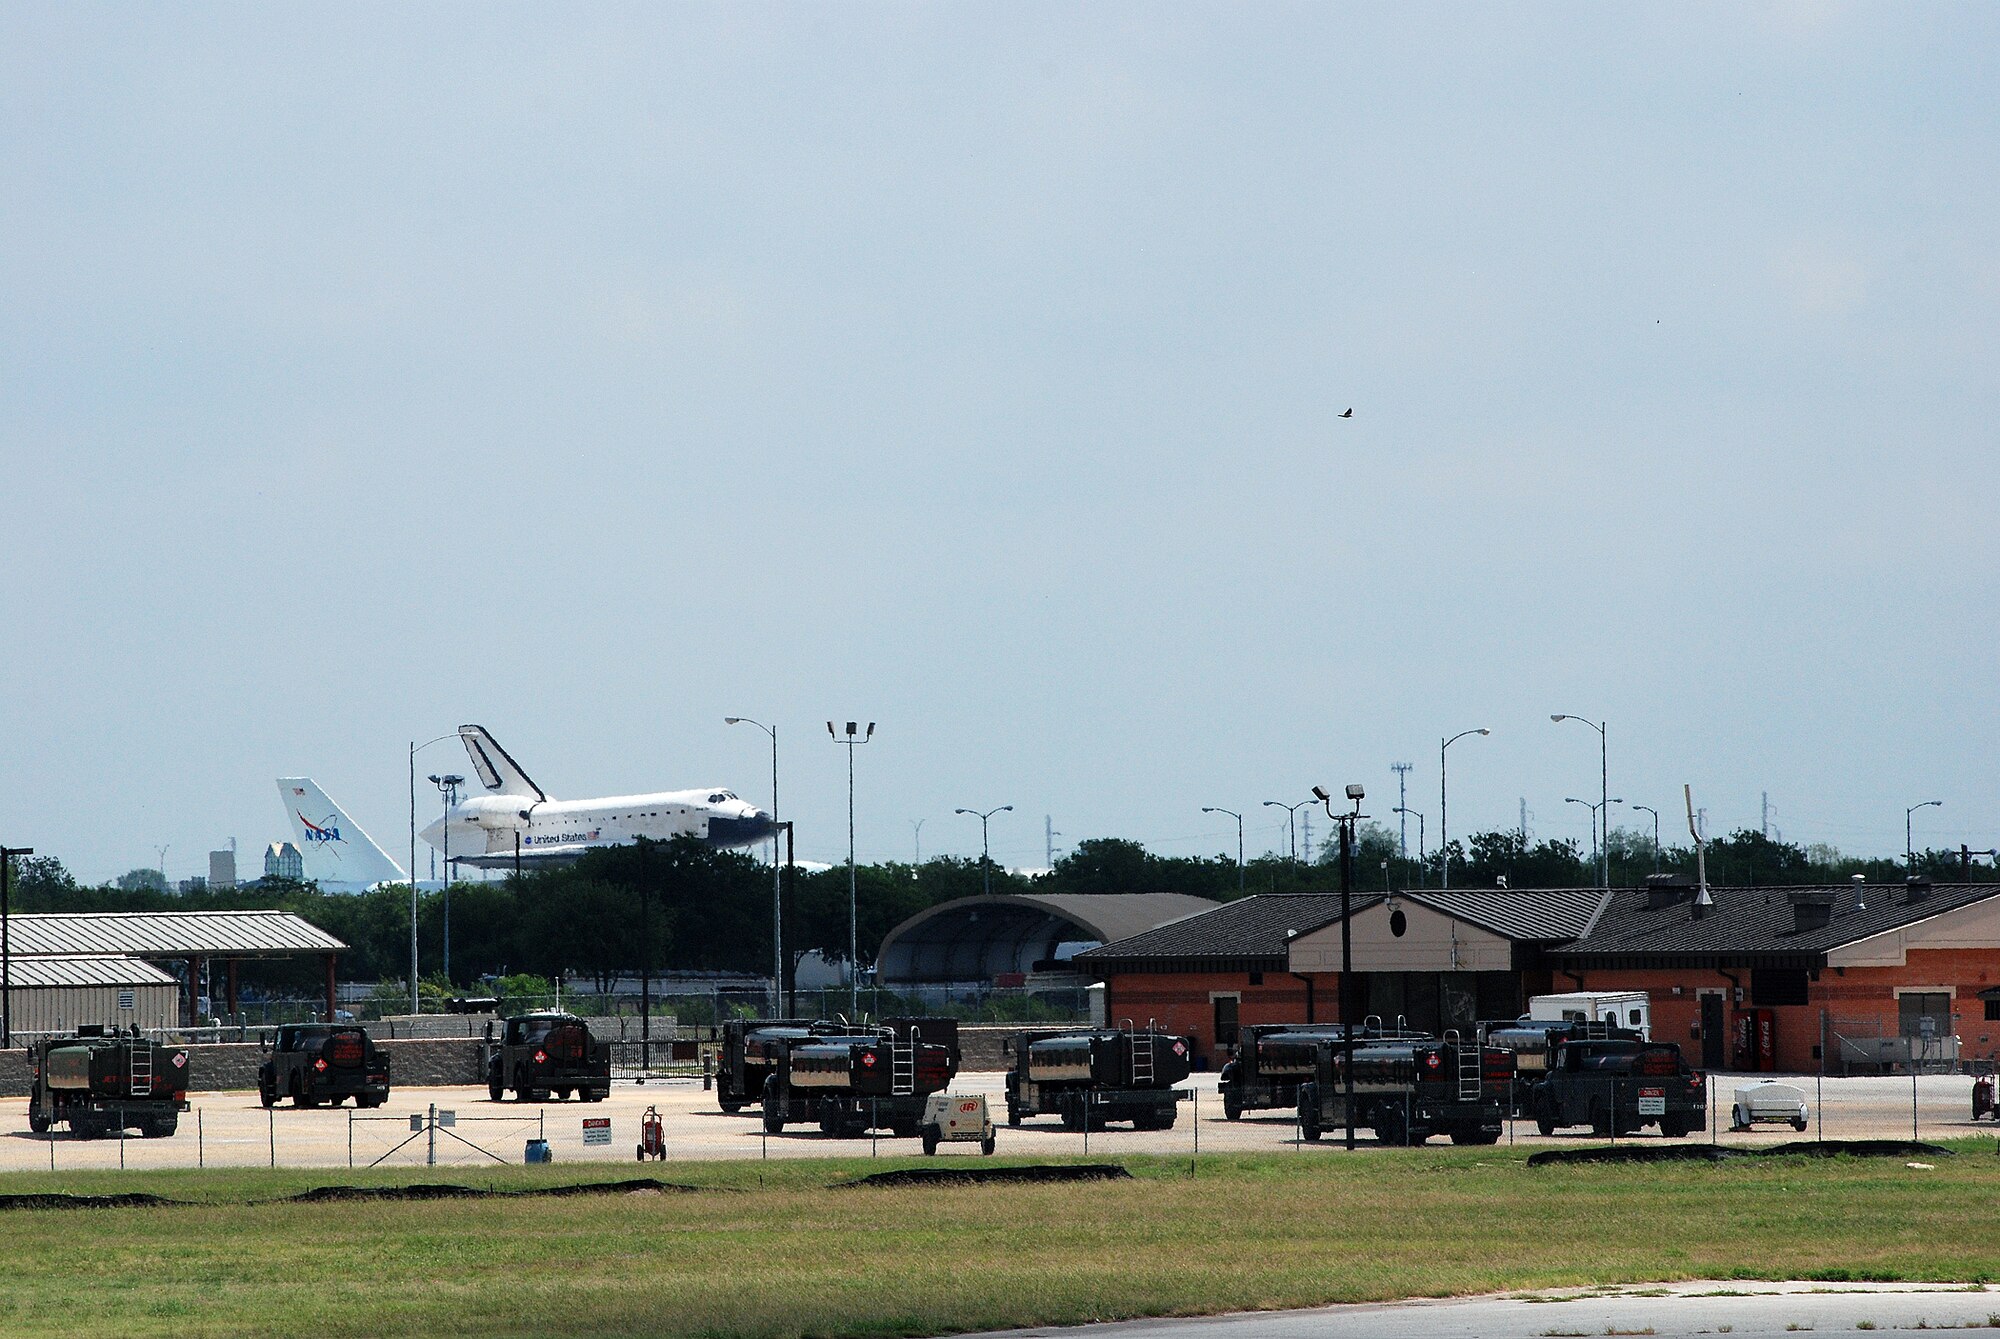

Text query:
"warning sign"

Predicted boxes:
[[1637, 1088, 1666, 1116], [582, 1117, 611, 1146]]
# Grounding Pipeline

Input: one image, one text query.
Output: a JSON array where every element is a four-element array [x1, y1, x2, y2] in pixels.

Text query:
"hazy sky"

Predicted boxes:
[[5, 5, 1995, 884]]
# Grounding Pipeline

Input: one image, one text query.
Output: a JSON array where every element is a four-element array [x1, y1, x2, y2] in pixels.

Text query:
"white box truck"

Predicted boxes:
[[1529, 991, 1650, 1040]]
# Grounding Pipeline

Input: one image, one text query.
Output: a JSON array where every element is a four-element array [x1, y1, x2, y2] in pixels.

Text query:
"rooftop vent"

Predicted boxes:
[[1644, 874, 1696, 909], [1788, 889, 1838, 933], [1905, 877, 1932, 903]]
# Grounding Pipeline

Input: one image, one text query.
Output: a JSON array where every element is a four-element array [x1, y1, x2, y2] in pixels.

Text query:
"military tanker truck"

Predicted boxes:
[[759, 1019, 959, 1138], [484, 1012, 611, 1102], [1297, 1033, 1514, 1146], [1218, 1019, 1430, 1119], [27, 1027, 190, 1139], [1004, 1026, 1193, 1130]]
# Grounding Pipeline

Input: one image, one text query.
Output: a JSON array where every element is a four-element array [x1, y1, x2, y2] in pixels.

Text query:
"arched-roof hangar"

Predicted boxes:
[[876, 893, 1216, 984]]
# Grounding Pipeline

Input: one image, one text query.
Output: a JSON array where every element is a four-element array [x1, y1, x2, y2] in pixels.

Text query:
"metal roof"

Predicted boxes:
[[1076, 893, 1375, 970], [3, 910, 347, 958], [1556, 882, 2000, 968], [1401, 887, 1611, 942], [4, 956, 179, 988]]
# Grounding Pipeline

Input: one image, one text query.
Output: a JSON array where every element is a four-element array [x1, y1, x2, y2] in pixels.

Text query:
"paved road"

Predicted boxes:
[[968, 1282, 2000, 1339], [0, 1070, 1989, 1172]]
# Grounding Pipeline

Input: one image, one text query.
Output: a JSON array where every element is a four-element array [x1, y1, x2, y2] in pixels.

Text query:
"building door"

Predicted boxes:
[[1700, 993, 1726, 1070], [1212, 994, 1240, 1049]]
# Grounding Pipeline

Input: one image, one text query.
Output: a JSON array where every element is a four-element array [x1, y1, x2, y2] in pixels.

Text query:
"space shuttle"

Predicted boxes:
[[418, 724, 775, 871]]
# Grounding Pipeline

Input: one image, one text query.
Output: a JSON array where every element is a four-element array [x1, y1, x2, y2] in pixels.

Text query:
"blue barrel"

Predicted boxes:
[[524, 1139, 551, 1164]]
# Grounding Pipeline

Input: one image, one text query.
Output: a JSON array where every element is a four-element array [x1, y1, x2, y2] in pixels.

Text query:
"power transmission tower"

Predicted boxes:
[[1045, 815, 1061, 869]]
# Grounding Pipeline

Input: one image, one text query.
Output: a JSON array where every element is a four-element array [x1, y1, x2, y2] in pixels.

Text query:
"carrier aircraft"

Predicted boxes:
[[418, 723, 775, 872]]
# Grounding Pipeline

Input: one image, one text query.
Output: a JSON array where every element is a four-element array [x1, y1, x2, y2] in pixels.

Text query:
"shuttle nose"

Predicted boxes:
[[706, 809, 776, 848]]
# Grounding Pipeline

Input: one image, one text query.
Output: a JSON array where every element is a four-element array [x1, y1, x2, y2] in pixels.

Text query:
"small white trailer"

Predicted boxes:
[[1528, 991, 1651, 1040]]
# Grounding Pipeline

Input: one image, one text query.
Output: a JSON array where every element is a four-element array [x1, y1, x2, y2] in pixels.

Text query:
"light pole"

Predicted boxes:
[[1202, 808, 1245, 895], [1263, 800, 1311, 861], [1552, 715, 1609, 889], [1566, 796, 1623, 882], [954, 805, 1013, 898], [1, 845, 32, 1048], [829, 721, 874, 1016], [1392, 807, 1425, 887], [1439, 728, 1490, 891], [1907, 800, 1943, 871], [1631, 804, 1662, 874], [725, 717, 783, 1009], [911, 818, 926, 864], [409, 732, 458, 1014], [1313, 784, 1367, 1151], [428, 774, 463, 982]]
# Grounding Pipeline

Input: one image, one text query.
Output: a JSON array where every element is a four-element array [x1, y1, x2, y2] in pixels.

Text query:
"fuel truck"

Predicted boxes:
[[1219, 1019, 1429, 1119], [760, 1019, 959, 1138], [1004, 1026, 1193, 1130], [27, 1027, 191, 1139], [1297, 1033, 1514, 1146]]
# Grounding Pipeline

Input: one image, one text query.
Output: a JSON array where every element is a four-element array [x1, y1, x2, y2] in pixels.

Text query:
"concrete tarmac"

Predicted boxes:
[[968, 1282, 2000, 1339], [0, 1070, 1991, 1172]]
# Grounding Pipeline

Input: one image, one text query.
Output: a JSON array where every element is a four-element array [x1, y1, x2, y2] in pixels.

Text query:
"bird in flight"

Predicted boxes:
[[1338, 408, 1354, 418]]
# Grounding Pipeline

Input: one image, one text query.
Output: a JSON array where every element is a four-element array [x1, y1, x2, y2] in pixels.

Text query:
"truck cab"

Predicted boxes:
[[1531, 1037, 1705, 1138], [258, 1024, 391, 1109]]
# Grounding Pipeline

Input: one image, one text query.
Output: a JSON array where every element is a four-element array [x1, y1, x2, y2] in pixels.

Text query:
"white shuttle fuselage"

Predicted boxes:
[[419, 725, 773, 871]]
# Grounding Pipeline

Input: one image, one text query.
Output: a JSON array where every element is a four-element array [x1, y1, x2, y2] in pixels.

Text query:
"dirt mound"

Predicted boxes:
[[288, 1178, 700, 1203], [1529, 1140, 1955, 1168], [0, 1192, 175, 1211], [842, 1164, 1133, 1189]]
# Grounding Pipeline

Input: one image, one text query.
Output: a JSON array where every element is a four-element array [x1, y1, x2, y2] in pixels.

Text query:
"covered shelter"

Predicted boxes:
[[3, 910, 350, 1026], [875, 893, 1216, 985]]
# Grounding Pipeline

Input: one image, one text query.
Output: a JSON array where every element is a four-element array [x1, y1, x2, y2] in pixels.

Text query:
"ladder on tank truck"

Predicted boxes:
[[888, 1027, 916, 1097], [1125, 1020, 1156, 1088], [127, 1037, 153, 1098], [1444, 1030, 1480, 1103]]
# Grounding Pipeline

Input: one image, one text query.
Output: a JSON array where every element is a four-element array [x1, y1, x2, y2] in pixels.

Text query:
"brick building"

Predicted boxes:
[[1554, 876, 2000, 1073], [1072, 876, 2000, 1074], [1075, 888, 1604, 1068]]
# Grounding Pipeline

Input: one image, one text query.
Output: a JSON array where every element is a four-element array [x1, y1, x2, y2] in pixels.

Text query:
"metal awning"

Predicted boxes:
[[2, 910, 347, 958], [3, 955, 180, 988]]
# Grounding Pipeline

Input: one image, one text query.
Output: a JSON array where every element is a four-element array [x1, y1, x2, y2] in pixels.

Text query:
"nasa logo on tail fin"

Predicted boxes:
[[457, 725, 549, 801], [275, 778, 406, 887]]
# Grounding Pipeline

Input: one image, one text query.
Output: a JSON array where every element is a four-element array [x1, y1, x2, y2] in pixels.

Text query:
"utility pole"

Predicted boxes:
[[1761, 792, 1770, 840], [1045, 815, 1060, 869], [829, 721, 874, 1017]]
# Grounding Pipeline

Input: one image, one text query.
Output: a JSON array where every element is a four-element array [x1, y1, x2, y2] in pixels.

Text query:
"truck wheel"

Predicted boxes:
[[981, 1132, 996, 1156], [1155, 1105, 1178, 1132], [1222, 1089, 1243, 1121], [27, 1110, 48, 1135], [1298, 1084, 1322, 1143], [1059, 1096, 1083, 1132], [1534, 1102, 1559, 1137], [922, 1125, 941, 1156], [1792, 1116, 1808, 1132], [762, 1089, 786, 1134], [1006, 1105, 1022, 1128], [488, 1071, 506, 1103], [1377, 1104, 1412, 1147], [258, 1075, 277, 1109], [718, 1093, 743, 1114], [1590, 1104, 1612, 1138]]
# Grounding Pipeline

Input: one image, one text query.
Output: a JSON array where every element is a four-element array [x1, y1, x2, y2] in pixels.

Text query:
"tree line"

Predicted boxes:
[[5, 827, 1987, 995]]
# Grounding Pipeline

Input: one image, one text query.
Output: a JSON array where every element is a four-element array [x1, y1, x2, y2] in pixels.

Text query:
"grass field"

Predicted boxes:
[[3, 1143, 1997, 1339]]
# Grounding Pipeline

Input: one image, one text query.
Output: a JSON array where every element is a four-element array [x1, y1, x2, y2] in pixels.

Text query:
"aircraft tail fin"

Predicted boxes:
[[276, 778, 406, 886], [457, 725, 548, 801]]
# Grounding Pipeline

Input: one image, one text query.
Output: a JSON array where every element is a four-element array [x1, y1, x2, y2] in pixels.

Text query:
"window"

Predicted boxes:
[[1751, 969, 1810, 1007], [1986, 999, 2000, 1023]]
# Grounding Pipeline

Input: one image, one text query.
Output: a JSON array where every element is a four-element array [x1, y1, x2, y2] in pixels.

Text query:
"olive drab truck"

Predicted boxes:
[[1218, 1018, 1429, 1120], [485, 1011, 612, 1102], [258, 1023, 391, 1109], [1004, 1025, 1194, 1130], [759, 1018, 960, 1138], [28, 1027, 190, 1139], [1297, 1033, 1514, 1146], [1530, 1036, 1706, 1138], [716, 1017, 835, 1113]]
